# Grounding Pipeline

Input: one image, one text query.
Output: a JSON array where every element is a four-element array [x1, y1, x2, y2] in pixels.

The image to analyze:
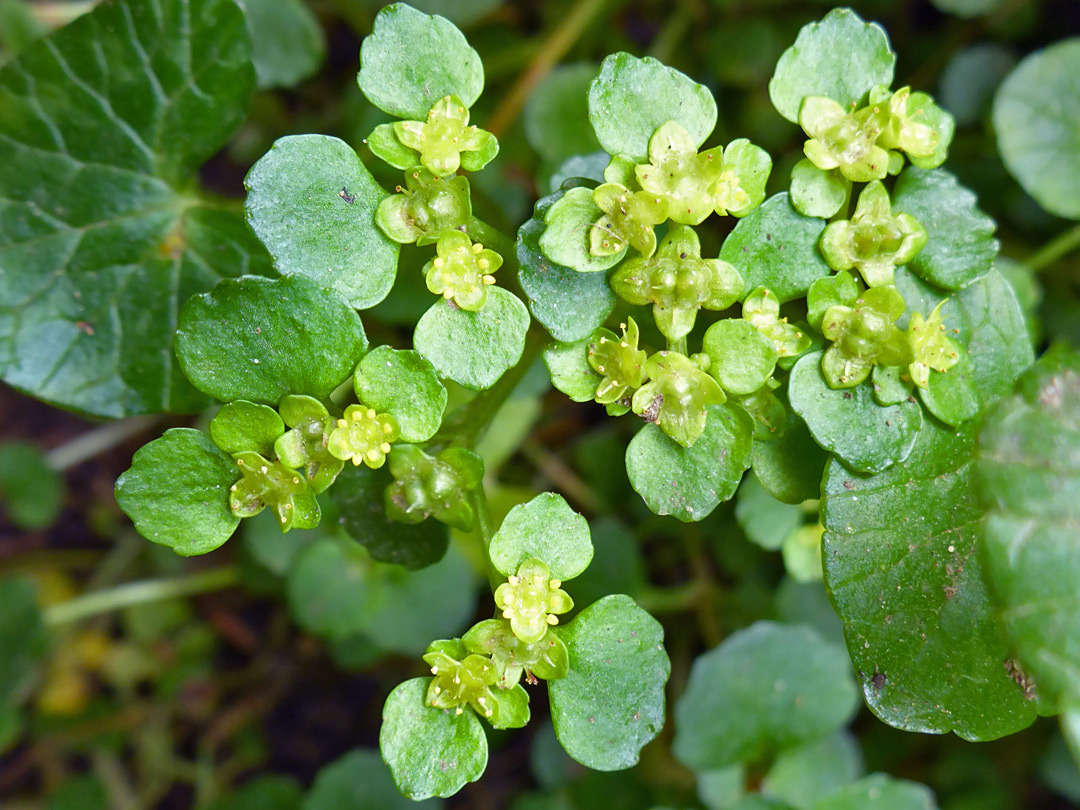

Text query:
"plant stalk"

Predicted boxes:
[[1024, 222, 1080, 273]]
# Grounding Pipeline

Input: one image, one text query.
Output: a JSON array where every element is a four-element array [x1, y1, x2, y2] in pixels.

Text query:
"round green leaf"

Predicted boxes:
[[115, 428, 240, 556], [891, 168, 998, 291], [812, 774, 937, 810], [358, 3, 483, 120], [209, 400, 285, 456], [673, 622, 858, 771], [245, 135, 399, 309], [519, 189, 617, 342], [822, 418, 1038, 739], [704, 319, 778, 396], [176, 275, 367, 405], [489, 492, 593, 580], [788, 353, 922, 475], [413, 288, 529, 391], [544, 340, 600, 403], [735, 474, 803, 551], [548, 595, 669, 771], [354, 346, 447, 443], [0, 442, 63, 530], [993, 39, 1080, 220], [719, 194, 831, 304], [789, 159, 849, 219], [588, 52, 717, 163], [539, 186, 625, 274], [331, 462, 448, 569], [762, 731, 864, 809], [917, 347, 979, 427], [626, 403, 754, 522], [525, 63, 602, 165], [303, 748, 442, 810], [751, 414, 828, 505], [207, 775, 303, 810], [977, 347, 1080, 710], [380, 677, 488, 800], [768, 9, 895, 123], [940, 44, 1016, 128], [0, 577, 47, 706], [244, 0, 326, 90], [287, 537, 373, 639]]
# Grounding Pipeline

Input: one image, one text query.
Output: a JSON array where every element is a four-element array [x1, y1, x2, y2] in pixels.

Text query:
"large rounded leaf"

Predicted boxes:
[[489, 492, 593, 580], [303, 748, 442, 810], [245, 135, 398, 309], [176, 275, 367, 405]]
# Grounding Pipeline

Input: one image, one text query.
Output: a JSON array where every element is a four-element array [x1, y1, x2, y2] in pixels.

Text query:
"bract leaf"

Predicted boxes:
[[719, 194, 831, 304], [244, 0, 326, 90], [544, 340, 601, 403], [209, 401, 284, 457], [672, 622, 858, 771], [790, 159, 849, 219], [302, 748, 440, 810], [245, 135, 399, 308], [0, 0, 270, 418], [176, 275, 367, 405], [115, 428, 239, 556], [413, 288, 529, 391], [549, 595, 669, 770], [812, 774, 937, 810], [891, 168, 998, 291], [518, 189, 617, 342], [539, 186, 625, 274], [489, 492, 593, 580], [977, 346, 1080, 711], [788, 353, 922, 474], [588, 53, 717, 163], [358, 3, 483, 120], [626, 403, 754, 522], [751, 413, 828, 505], [380, 677, 487, 800], [762, 731, 864, 810], [354, 346, 447, 443], [703, 319, 778, 396], [768, 8, 896, 123], [993, 39, 1080, 220]]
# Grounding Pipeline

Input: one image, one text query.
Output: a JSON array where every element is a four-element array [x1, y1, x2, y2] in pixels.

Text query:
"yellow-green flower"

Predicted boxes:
[[908, 301, 961, 388], [327, 404, 399, 469], [494, 558, 573, 644], [394, 95, 498, 176], [423, 231, 501, 311]]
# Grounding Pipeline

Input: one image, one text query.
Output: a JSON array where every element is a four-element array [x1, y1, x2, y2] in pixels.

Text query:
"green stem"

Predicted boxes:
[[667, 336, 688, 356], [46, 415, 158, 471], [1024, 222, 1080, 272], [467, 216, 517, 266], [44, 567, 239, 627]]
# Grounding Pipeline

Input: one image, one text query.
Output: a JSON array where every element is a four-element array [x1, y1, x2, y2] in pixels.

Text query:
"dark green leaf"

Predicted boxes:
[[977, 346, 1080, 710], [762, 731, 863, 810], [380, 677, 488, 800], [0, 0, 270, 418], [626, 404, 754, 522], [303, 748, 442, 810], [822, 419, 1038, 739], [0, 577, 46, 706], [588, 52, 717, 163], [0, 442, 63, 530], [332, 462, 448, 569], [812, 774, 937, 810], [571, 518, 646, 608], [549, 595, 669, 771], [358, 3, 483, 120], [176, 275, 367, 405], [243, 0, 326, 90], [751, 414, 828, 505], [413, 288, 529, 391], [768, 9, 896, 123], [788, 353, 922, 475], [672, 622, 858, 771], [209, 400, 284, 456], [518, 190, 616, 343], [354, 346, 447, 443], [245, 135, 399, 308], [525, 64, 601, 165], [544, 340, 600, 403], [735, 474, 803, 551], [115, 428, 239, 556], [891, 168, 998, 291], [206, 775, 303, 810], [719, 194, 831, 304], [993, 39, 1080, 220], [489, 492, 593, 580]]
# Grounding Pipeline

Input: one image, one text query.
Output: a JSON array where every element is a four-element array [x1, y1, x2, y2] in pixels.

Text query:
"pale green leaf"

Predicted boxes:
[[489, 492, 593, 580], [354, 346, 447, 443]]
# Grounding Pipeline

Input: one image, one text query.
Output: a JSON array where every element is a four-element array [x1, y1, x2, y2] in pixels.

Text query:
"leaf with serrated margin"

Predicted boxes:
[[0, 0, 272, 418]]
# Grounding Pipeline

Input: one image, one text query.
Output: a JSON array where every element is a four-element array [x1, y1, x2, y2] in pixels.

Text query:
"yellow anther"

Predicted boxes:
[[547, 615, 559, 625], [380, 442, 392, 453], [472, 243, 483, 254], [433, 257, 445, 268]]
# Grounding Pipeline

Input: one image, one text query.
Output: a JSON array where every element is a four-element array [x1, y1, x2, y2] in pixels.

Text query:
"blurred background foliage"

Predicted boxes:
[[1, 0, 1079, 808]]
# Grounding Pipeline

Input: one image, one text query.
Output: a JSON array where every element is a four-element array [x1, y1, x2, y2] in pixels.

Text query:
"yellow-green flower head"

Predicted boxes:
[[610, 225, 743, 342], [634, 121, 724, 225], [462, 619, 570, 689], [820, 181, 928, 288], [875, 86, 953, 169], [327, 404, 399, 469], [394, 95, 498, 177], [375, 167, 472, 245], [587, 317, 647, 406], [274, 395, 344, 494], [494, 558, 574, 645], [632, 351, 726, 447], [423, 231, 501, 311], [422, 641, 500, 720], [820, 286, 915, 388], [908, 301, 962, 388], [590, 182, 666, 258], [229, 451, 319, 532], [800, 96, 892, 183], [742, 288, 811, 358]]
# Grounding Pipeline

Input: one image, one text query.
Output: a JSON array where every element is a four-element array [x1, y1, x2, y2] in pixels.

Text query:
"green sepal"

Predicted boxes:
[[327, 404, 400, 470], [463, 619, 569, 688], [591, 182, 664, 258], [632, 352, 727, 447], [376, 168, 472, 246], [878, 87, 954, 170], [488, 492, 593, 581], [634, 121, 724, 226], [716, 138, 772, 217], [274, 395, 343, 493], [422, 230, 502, 312], [366, 122, 419, 169], [704, 319, 779, 396], [209, 400, 285, 457], [354, 346, 447, 443], [540, 186, 627, 272], [115, 429, 240, 556], [423, 643, 502, 722], [230, 451, 320, 532], [385, 444, 483, 531], [819, 286, 914, 388]]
